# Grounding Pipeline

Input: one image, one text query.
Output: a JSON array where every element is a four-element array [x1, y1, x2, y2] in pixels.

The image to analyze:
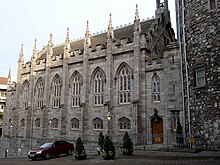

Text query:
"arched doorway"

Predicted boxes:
[[150, 109, 163, 144]]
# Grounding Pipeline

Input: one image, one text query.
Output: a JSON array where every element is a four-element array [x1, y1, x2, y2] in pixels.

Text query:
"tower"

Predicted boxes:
[[177, 0, 220, 150]]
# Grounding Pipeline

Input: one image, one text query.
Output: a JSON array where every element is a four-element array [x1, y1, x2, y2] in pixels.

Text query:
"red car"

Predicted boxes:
[[28, 140, 74, 160]]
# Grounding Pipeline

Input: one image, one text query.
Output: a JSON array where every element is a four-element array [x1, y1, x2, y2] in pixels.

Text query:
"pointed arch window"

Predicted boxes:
[[35, 78, 44, 109], [52, 75, 62, 108], [35, 118, 40, 128], [119, 117, 131, 130], [70, 118, 79, 129], [51, 118, 58, 129], [70, 73, 81, 107], [22, 81, 29, 109], [21, 118, 25, 128], [119, 66, 131, 104], [152, 74, 161, 102], [93, 70, 105, 105], [93, 117, 103, 130]]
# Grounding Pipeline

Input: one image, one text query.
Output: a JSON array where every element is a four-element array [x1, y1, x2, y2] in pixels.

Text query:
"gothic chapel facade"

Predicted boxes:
[[4, 0, 183, 145]]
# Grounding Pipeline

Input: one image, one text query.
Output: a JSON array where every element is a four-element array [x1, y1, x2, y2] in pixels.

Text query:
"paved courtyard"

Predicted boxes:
[[0, 150, 219, 165]]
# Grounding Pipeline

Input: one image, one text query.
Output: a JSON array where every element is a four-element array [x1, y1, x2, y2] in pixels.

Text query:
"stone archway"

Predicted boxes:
[[150, 109, 163, 144]]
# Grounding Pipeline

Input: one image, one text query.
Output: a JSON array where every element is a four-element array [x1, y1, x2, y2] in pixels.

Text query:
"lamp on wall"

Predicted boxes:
[[107, 111, 112, 121]]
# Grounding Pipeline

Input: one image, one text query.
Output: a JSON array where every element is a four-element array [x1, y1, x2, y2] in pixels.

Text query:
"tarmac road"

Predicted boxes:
[[0, 150, 219, 165]]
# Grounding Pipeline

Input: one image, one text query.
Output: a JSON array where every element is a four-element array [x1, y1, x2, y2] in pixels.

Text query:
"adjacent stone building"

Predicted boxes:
[[0, 74, 10, 137], [3, 0, 183, 147], [176, 0, 220, 150]]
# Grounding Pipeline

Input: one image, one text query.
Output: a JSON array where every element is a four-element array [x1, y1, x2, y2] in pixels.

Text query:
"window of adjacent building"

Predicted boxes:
[[170, 111, 180, 132], [35, 78, 44, 109], [209, 0, 217, 10], [93, 117, 103, 130], [70, 118, 79, 129], [152, 74, 161, 102], [22, 81, 29, 109], [93, 69, 105, 106], [52, 75, 62, 108], [70, 73, 81, 107], [21, 118, 25, 128], [194, 66, 206, 88], [51, 118, 58, 129], [119, 117, 131, 130], [119, 65, 131, 104]]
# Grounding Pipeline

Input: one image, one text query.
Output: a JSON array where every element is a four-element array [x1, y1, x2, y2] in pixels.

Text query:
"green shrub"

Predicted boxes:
[[75, 137, 87, 160], [101, 135, 115, 160], [97, 132, 104, 154], [121, 132, 133, 155]]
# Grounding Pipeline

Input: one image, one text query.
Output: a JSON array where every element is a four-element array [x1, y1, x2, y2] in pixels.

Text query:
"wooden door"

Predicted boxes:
[[151, 118, 163, 144]]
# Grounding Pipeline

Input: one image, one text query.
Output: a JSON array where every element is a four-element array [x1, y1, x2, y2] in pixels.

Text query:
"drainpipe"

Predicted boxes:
[[178, 0, 191, 137]]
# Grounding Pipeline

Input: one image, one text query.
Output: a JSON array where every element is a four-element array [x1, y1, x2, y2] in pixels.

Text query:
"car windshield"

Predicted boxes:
[[40, 143, 53, 149]]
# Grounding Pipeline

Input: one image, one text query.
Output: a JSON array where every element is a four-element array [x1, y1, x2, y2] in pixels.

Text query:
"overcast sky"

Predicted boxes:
[[0, 0, 177, 81]]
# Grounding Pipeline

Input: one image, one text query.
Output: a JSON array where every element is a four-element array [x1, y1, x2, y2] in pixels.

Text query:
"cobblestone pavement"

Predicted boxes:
[[0, 150, 219, 165]]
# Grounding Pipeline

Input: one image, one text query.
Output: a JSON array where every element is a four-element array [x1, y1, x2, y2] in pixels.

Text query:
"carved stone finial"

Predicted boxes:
[[84, 20, 91, 46], [107, 12, 114, 39], [135, 4, 140, 21], [134, 4, 141, 32]]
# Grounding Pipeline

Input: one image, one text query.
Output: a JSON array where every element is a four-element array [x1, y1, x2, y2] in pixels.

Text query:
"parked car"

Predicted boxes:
[[28, 140, 74, 160]]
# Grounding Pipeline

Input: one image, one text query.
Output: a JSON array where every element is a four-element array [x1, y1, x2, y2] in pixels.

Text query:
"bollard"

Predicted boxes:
[[5, 149, 8, 158]]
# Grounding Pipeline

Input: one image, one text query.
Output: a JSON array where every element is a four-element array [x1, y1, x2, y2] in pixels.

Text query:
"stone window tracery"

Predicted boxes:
[[22, 81, 29, 109], [35, 78, 44, 109], [152, 74, 161, 102], [70, 118, 79, 129], [93, 117, 103, 130], [52, 75, 62, 108], [119, 65, 131, 104], [93, 70, 105, 105], [70, 73, 81, 107], [119, 117, 131, 130], [51, 118, 58, 129]]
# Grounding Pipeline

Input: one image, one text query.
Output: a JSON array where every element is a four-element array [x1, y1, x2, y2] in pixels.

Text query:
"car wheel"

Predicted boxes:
[[67, 149, 73, 156], [44, 153, 51, 160]]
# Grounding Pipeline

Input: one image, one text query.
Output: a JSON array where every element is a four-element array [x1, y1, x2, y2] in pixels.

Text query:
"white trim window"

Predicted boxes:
[[93, 117, 103, 130], [51, 118, 58, 129], [94, 70, 105, 105], [35, 78, 44, 109], [119, 117, 131, 130], [52, 76, 62, 108], [119, 66, 131, 104], [195, 66, 206, 88], [70, 73, 81, 107], [70, 118, 79, 129], [152, 74, 161, 102]]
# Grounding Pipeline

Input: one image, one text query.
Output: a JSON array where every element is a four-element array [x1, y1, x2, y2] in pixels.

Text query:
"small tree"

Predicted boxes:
[[121, 132, 133, 155], [101, 135, 115, 160], [75, 137, 87, 160], [97, 132, 104, 154], [176, 119, 184, 145]]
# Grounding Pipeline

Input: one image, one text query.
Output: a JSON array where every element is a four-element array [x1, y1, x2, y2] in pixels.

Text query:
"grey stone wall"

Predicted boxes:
[[177, 0, 220, 150]]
